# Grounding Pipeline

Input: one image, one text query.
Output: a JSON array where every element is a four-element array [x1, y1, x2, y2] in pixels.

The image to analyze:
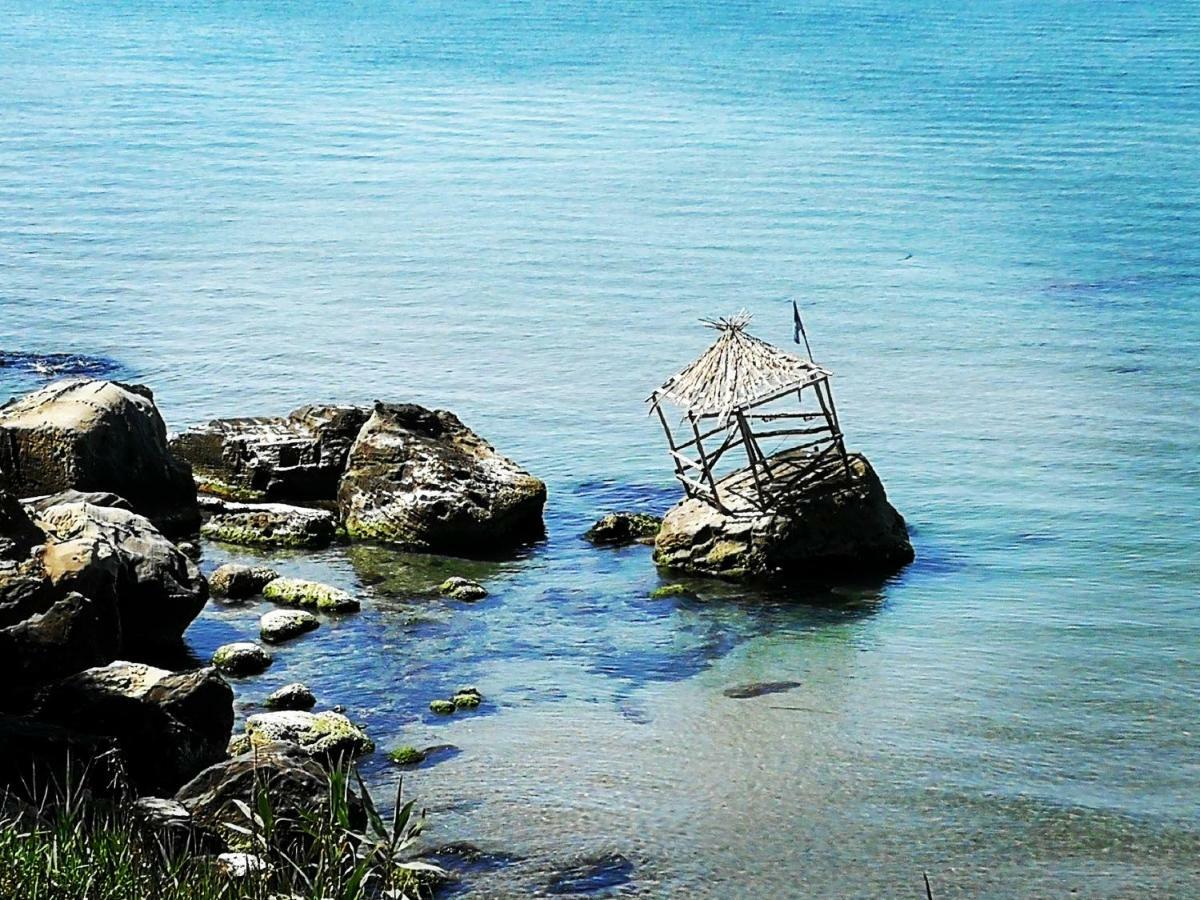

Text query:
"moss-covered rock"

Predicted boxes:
[[451, 692, 481, 710], [387, 745, 426, 766], [242, 710, 374, 760], [209, 563, 280, 600], [262, 577, 359, 613], [429, 699, 455, 715], [585, 512, 662, 546], [211, 642, 272, 676], [649, 583, 691, 599], [259, 609, 319, 644], [438, 576, 488, 601], [200, 502, 337, 549]]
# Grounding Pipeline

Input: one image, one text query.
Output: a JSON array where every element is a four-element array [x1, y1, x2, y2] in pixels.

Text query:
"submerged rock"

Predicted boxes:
[[0, 379, 198, 532], [585, 512, 661, 546], [259, 609, 319, 644], [439, 576, 488, 601], [722, 681, 802, 699], [170, 404, 371, 502], [545, 852, 635, 896], [337, 402, 546, 553], [209, 563, 279, 600], [262, 577, 359, 613], [32, 500, 208, 649], [212, 642, 273, 676], [654, 453, 913, 582], [265, 682, 316, 711], [35, 661, 234, 795], [387, 745, 426, 766], [648, 583, 691, 599], [200, 501, 337, 549], [242, 710, 374, 761]]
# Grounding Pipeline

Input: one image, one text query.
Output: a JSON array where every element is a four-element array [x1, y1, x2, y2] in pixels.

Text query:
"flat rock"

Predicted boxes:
[[242, 710, 374, 761], [171, 404, 370, 502], [35, 661, 234, 795], [209, 563, 279, 600], [654, 452, 913, 582], [32, 500, 208, 649], [265, 682, 316, 711], [259, 609, 319, 644], [201, 501, 337, 549], [212, 642, 273, 676], [262, 577, 359, 612], [337, 402, 546, 553], [0, 379, 198, 533]]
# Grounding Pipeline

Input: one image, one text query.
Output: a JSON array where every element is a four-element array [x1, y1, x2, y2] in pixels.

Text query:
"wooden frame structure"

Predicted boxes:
[[648, 313, 851, 514]]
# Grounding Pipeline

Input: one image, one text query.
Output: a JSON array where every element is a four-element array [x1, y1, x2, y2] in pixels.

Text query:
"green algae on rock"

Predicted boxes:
[[242, 710, 374, 760], [211, 642, 273, 676], [209, 563, 280, 600], [649, 583, 692, 599], [429, 699, 456, 715], [262, 577, 359, 613], [439, 576, 488, 601], [387, 745, 426, 766], [200, 502, 337, 549], [585, 512, 662, 546]]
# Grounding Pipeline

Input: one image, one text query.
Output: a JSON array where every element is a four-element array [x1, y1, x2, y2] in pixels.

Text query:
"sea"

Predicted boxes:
[[1, 1, 1197, 896]]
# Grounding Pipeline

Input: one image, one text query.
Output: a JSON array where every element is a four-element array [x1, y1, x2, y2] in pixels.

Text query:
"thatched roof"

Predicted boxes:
[[649, 312, 829, 420]]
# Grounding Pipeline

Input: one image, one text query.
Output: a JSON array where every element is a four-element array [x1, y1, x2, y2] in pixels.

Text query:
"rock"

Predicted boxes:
[[653, 453, 914, 581], [451, 690, 481, 710], [265, 682, 316, 711], [0, 591, 120, 693], [132, 796, 224, 855], [227, 733, 252, 755], [32, 500, 208, 649], [722, 681, 802, 699], [259, 609, 319, 644], [545, 852, 635, 896], [0, 714, 122, 802], [241, 710, 374, 761], [209, 563, 279, 600], [585, 512, 661, 547], [387, 745, 426, 766], [201, 501, 337, 549], [261, 577, 359, 613], [438, 576, 488, 601], [337, 402, 546, 553], [215, 852, 268, 879], [429, 699, 455, 715], [0, 489, 41, 561], [35, 661, 234, 795], [170, 404, 371, 502], [0, 379, 198, 532], [212, 642, 272, 676], [648, 583, 691, 599], [176, 741, 365, 849]]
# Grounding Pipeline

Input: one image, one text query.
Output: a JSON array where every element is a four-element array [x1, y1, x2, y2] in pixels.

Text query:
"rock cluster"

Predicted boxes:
[[653, 453, 914, 581], [585, 512, 661, 546]]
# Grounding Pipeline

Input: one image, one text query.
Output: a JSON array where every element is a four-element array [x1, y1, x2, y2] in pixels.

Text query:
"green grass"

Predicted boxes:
[[0, 763, 443, 900]]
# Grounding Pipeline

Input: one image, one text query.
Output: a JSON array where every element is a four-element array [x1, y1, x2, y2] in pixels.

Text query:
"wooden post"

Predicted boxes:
[[734, 409, 765, 505], [688, 412, 721, 503], [654, 401, 693, 497], [813, 378, 852, 482]]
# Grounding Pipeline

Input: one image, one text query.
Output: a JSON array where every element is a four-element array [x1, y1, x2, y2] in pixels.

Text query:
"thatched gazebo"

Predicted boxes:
[[647, 312, 851, 514]]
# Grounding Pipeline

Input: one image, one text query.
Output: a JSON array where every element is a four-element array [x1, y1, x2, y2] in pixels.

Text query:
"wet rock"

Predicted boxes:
[[429, 699, 455, 715], [654, 453, 913, 582], [387, 745, 426, 766], [648, 583, 691, 599], [545, 852, 635, 895], [201, 501, 337, 549], [337, 402, 546, 553], [35, 661, 234, 795], [0, 379, 198, 532], [32, 500, 208, 649], [262, 577, 359, 613], [585, 512, 661, 547], [209, 563, 279, 600], [452, 686, 482, 710], [171, 404, 371, 502], [212, 642, 272, 676], [176, 741, 365, 849], [439, 576, 488, 601], [259, 609, 319, 644], [242, 710, 374, 761], [265, 682, 316, 711], [722, 681, 802, 699]]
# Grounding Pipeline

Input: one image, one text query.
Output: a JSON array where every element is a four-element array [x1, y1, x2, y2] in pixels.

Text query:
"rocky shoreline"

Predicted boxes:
[[0, 375, 913, 889]]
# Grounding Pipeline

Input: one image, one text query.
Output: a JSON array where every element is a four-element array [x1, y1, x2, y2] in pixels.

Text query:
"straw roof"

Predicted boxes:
[[649, 312, 829, 420]]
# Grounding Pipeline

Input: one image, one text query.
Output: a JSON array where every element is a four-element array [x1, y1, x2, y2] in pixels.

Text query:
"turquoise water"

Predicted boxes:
[[3, 1, 1199, 895]]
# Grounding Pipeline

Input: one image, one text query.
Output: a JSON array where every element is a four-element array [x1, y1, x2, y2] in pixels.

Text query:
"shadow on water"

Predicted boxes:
[[0, 350, 125, 386]]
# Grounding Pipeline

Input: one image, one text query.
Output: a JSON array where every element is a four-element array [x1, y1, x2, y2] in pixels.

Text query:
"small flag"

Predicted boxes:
[[793, 300, 814, 359]]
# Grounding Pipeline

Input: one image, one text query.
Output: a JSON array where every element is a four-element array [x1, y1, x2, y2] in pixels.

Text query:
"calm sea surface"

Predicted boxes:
[[2, 2, 1198, 896]]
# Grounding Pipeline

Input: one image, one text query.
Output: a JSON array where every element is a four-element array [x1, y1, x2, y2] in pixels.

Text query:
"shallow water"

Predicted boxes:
[[2, 1, 1199, 896]]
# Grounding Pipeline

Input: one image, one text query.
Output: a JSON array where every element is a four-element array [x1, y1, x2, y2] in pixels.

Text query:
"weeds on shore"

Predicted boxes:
[[0, 758, 443, 900]]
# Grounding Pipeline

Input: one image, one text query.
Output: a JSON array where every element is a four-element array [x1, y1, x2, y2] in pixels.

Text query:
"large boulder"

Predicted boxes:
[[0, 379, 198, 533], [36, 661, 234, 795], [32, 501, 208, 649], [170, 404, 370, 502], [653, 453, 914, 582], [176, 741, 365, 849], [200, 501, 337, 549], [0, 591, 120, 698], [337, 403, 546, 553], [0, 489, 41, 561]]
